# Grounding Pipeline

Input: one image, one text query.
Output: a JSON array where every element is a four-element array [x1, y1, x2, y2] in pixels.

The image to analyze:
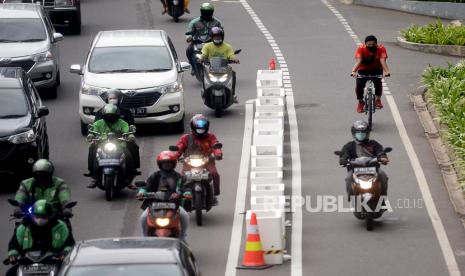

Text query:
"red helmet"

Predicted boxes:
[[156, 151, 178, 171], [190, 114, 210, 138]]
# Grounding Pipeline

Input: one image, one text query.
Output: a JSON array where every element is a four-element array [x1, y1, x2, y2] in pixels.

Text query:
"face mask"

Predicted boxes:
[[108, 99, 118, 105], [196, 128, 206, 134], [161, 162, 174, 171], [213, 39, 222, 45], [367, 45, 377, 53], [35, 175, 52, 187], [355, 132, 367, 141]]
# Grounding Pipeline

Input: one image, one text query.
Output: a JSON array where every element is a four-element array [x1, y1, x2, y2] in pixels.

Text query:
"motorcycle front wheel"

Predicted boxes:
[[195, 191, 203, 226], [214, 96, 223, 118], [104, 174, 115, 201]]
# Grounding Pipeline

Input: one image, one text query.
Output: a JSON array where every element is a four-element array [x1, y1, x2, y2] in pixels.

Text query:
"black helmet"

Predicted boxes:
[[211, 26, 224, 45], [200, 2, 214, 21], [107, 88, 122, 105], [351, 120, 370, 142], [102, 104, 118, 123], [190, 114, 210, 138], [32, 159, 54, 186]]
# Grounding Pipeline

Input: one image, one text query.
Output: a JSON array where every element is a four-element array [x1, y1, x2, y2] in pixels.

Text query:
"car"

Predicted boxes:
[[0, 3, 63, 98], [0, 67, 50, 182], [2, 0, 81, 34], [58, 237, 202, 276], [70, 30, 190, 135]]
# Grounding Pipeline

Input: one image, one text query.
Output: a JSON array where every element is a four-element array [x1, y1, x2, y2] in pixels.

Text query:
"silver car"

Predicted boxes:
[[0, 3, 63, 98]]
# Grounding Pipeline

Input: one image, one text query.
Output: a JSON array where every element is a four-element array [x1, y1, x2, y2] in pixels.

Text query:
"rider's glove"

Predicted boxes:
[[215, 154, 223, 161], [86, 134, 95, 142], [170, 193, 181, 200], [127, 135, 136, 142]]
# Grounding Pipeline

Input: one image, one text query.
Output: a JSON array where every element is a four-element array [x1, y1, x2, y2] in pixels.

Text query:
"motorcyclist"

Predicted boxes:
[[200, 26, 239, 103], [186, 2, 222, 75], [161, 0, 190, 15], [14, 159, 72, 219], [6, 200, 75, 276], [93, 88, 140, 171], [174, 114, 222, 204], [136, 151, 190, 240], [338, 120, 389, 199], [351, 35, 391, 113], [86, 104, 136, 188]]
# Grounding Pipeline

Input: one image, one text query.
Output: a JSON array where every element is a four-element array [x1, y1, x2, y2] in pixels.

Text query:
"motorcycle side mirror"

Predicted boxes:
[[129, 125, 137, 132], [213, 143, 223, 149], [334, 151, 342, 156], [185, 31, 193, 36], [234, 49, 242, 55], [64, 201, 77, 209], [169, 145, 179, 151], [384, 147, 392, 153], [134, 180, 146, 187], [7, 199, 19, 207]]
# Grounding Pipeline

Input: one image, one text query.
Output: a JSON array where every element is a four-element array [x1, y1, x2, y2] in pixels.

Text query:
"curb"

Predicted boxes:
[[410, 90, 465, 227], [397, 36, 465, 57]]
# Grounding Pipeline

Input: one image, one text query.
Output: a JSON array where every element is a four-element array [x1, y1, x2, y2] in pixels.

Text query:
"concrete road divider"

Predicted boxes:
[[246, 210, 285, 265], [251, 184, 285, 197], [256, 70, 283, 88], [251, 195, 286, 212], [255, 97, 285, 113], [251, 145, 283, 158], [251, 156, 283, 172], [253, 129, 284, 146], [255, 111, 285, 119], [253, 118, 284, 131], [250, 171, 284, 185], [257, 87, 285, 98]]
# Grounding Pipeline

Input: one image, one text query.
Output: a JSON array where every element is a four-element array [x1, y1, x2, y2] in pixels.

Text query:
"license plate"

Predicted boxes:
[[354, 167, 377, 174], [130, 108, 146, 116], [23, 264, 53, 273], [98, 159, 120, 166], [152, 202, 177, 209]]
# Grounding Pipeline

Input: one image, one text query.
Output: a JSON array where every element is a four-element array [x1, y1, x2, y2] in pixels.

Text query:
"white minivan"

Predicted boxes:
[[70, 30, 190, 135]]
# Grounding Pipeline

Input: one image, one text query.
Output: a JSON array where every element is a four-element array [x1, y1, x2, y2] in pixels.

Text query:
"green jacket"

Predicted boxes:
[[91, 118, 131, 140], [15, 176, 70, 209], [186, 17, 222, 40]]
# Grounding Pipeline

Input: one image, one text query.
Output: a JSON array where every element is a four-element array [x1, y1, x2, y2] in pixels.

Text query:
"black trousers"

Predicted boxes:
[[355, 69, 383, 100], [186, 44, 195, 68]]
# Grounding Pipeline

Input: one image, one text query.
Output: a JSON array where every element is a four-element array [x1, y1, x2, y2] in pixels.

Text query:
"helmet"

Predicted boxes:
[[32, 159, 54, 186], [156, 151, 178, 172], [102, 104, 118, 123], [211, 26, 224, 45], [351, 120, 370, 142], [31, 199, 53, 227], [107, 88, 122, 105], [200, 3, 214, 21], [190, 114, 210, 138]]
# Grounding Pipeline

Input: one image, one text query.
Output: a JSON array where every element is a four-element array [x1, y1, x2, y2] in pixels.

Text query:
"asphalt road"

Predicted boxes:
[[1, 0, 465, 275]]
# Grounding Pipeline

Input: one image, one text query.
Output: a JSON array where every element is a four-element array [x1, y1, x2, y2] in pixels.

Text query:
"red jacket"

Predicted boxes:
[[175, 132, 222, 158]]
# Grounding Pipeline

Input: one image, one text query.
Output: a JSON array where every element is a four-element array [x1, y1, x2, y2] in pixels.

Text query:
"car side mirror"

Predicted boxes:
[[37, 106, 49, 118], [180, 62, 191, 72], [53, 33, 64, 42], [213, 143, 223, 149], [384, 147, 392, 153], [70, 64, 83, 75], [169, 145, 179, 151], [234, 49, 242, 55]]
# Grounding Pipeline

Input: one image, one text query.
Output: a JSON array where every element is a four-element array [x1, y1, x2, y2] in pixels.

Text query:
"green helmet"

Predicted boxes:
[[32, 159, 54, 175], [200, 2, 214, 11], [32, 199, 53, 227], [103, 104, 118, 115]]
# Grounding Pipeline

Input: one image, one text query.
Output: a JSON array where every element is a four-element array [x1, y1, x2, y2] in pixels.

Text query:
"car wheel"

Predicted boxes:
[[81, 120, 89, 136], [56, 70, 61, 86], [42, 136, 50, 159], [69, 13, 81, 35], [171, 115, 185, 134]]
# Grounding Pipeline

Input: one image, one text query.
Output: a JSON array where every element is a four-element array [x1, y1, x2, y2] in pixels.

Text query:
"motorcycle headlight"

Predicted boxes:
[[156, 218, 170, 227], [160, 82, 182, 94], [189, 158, 206, 168], [208, 73, 228, 82], [55, 0, 74, 7], [32, 51, 53, 63], [8, 129, 36, 144], [104, 142, 117, 153], [81, 82, 107, 96], [359, 179, 373, 190]]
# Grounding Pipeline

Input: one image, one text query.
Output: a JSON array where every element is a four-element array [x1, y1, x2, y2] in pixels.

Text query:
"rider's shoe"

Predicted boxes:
[[87, 180, 98, 189], [375, 99, 383, 109], [357, 101, 365, 113], [184, 8, 190, 14], [212, 196, 219, 206], [233, 95, 238, 103], [162, 7, 168, 14]]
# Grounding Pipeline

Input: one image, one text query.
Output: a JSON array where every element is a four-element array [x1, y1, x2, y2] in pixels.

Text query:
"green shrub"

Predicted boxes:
[[401, 19, 465, 46], [422, 60, 465, 187]]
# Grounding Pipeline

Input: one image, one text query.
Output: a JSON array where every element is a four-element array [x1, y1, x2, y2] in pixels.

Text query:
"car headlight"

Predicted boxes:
[[189, 158, 206, 168], [32, 51, 53, 63], [104, 142, 117, 153], [156, 218, 170, 227], [208, 73, 228, 82], [8, 130, 36, 144], [54, 0, 74, 7], [160, 82, 182, 94], [81, 83, 107, 96], [359, 179, 373, 190]]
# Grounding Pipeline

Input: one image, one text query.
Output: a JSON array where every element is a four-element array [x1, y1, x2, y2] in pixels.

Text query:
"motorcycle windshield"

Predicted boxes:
[[209, 57, 229, 74]]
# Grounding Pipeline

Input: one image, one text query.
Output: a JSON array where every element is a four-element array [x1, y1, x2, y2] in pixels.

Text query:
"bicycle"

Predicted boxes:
[[356, 74, 383, 131]]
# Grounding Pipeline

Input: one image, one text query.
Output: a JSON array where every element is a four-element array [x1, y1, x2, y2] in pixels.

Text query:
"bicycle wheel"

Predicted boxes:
[[367, 93, 373, 130]]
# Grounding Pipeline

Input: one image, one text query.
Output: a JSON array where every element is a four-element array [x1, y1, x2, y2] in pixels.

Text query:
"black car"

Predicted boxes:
[[0, 67, 50, 181], [58, 238, 202, 276], [2, 0, 81, 34]]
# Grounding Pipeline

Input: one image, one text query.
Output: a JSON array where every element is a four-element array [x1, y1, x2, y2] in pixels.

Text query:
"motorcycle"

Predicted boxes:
[[169, 143, 222, 226], [186, 30, 212, 82], [165, 0, 185, 22], [3, 251, 62, 276], [334, 147, 392, 231], [135, 184, 183, 238], [201, 51, 241, 118], [87, 125, 138, 201]]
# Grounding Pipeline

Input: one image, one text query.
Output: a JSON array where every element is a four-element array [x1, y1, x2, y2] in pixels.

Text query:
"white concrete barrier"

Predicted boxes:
[[250, 171, 283, 185], [251, 156, 283, 172], [255, 97, 285, 113], [251, 145, 283, 157], [251, 183, 285, 197], [246, 210, 284, 265], [253, 130, 284, 146], [256, 70, 283, 88], [257, 87, 285, 98], [255, 111, 284, 120], [250, 195, 286, 212], [253, 118, 284, 132]]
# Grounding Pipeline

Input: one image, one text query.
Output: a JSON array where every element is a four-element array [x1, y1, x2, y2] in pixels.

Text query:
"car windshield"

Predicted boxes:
[[64, 264, 183, 276], [0, 18, 47, 42], [0, 88, 28, 118], [88, 46, 173, 73]]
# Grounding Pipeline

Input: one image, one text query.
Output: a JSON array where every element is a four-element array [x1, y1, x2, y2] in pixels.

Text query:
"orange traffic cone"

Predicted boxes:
[[268, 58, 276, 70], [237, 211, 272, 270]]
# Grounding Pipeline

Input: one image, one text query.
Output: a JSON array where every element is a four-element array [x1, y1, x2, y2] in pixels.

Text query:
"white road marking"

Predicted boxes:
[[320, 0, 461, 275]]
